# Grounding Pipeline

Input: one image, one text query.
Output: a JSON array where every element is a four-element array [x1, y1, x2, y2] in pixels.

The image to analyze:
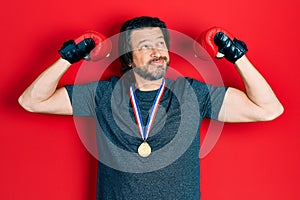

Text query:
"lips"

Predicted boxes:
[[149, 56, 168, 65], [151, 59, 164, 65]]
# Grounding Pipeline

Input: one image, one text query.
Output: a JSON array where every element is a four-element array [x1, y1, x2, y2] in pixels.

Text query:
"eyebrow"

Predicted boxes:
[[137, 36, 164, 46]]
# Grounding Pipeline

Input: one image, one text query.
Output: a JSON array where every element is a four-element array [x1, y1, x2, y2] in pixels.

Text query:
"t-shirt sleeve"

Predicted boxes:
[[189, 78, 228, 120], [64, 81, 102, 116]]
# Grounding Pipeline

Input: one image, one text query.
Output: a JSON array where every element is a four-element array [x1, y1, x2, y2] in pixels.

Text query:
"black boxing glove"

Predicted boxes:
[[58, 38, 95, 64], [214, 32, 248, 63]]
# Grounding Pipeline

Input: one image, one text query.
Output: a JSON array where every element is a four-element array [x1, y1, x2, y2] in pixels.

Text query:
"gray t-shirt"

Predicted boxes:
[[65, 76, 227, 200]]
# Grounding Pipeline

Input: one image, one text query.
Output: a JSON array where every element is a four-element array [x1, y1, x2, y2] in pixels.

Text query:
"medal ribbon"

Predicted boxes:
[[130, 79, 166, 141]]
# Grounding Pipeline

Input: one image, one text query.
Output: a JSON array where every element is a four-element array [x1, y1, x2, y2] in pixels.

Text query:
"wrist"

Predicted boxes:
[[234, 55, 248, 65], [58, 57, 72, 68]]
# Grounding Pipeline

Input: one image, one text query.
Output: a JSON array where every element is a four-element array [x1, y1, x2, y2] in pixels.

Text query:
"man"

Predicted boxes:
[[18, 16, 283, 199]]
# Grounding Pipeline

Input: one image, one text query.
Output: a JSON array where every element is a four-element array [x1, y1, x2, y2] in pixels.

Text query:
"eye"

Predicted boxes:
[[157, 41, 167, 49], [141, 44, 150, 50], [158, 41, 165, 46]]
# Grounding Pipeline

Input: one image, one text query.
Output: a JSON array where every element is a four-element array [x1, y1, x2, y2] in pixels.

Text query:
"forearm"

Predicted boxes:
[[19, 58, 71, 110], [199, 27, 284, 121], [234, 55, 284, 118]]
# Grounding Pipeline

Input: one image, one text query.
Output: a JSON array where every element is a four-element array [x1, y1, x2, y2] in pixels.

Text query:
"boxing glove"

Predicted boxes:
[[59, 31, 112, 64], [59, 38, 95, 64], [194, 27, 248, 63], [74, 31, 112, 61]]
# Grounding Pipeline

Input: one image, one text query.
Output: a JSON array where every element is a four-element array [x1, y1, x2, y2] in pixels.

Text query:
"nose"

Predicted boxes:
[[150, 47, 161, 58]]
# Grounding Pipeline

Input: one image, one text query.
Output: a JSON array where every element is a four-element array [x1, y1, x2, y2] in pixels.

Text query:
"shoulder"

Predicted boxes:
[[65, 76, 123, 96], [90, 76, 124, 91], [166, 77, 208, 91]]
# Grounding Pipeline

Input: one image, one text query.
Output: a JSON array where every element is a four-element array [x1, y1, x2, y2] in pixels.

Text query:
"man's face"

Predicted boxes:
[[130, 27, 170, 81]]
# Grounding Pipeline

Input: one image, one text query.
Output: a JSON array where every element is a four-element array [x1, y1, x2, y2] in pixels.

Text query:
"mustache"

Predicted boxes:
[[148, 56, 169, 64]]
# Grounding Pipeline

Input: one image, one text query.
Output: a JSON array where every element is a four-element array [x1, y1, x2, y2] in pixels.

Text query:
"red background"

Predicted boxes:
[[1, 0, 299, 199]]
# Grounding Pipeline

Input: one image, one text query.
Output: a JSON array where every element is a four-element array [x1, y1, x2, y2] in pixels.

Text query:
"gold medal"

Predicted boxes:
[[130, 80, 165, 158], [138, 142, 152, 157]]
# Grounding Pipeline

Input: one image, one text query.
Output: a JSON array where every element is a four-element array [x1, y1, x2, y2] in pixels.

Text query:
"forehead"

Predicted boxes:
[[130, 27, 164, 46]]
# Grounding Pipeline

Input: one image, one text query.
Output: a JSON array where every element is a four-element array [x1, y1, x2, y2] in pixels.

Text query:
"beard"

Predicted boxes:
[[132, 56, 170, 81]]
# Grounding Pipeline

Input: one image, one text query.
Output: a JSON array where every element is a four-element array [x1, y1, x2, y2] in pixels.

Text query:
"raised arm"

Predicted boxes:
[[218, 55, 284, 122], [18, 34, 98, 115], [196, 27, 284, 122], [18, 58, 73, 115]]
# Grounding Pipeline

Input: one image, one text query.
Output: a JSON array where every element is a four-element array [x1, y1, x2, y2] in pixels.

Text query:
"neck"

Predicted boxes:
[[134, 74, 164, 91]]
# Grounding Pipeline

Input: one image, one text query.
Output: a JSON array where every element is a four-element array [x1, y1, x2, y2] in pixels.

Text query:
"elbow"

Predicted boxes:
[[18, 95, 36, 113], [261, 103, 284, 121]]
